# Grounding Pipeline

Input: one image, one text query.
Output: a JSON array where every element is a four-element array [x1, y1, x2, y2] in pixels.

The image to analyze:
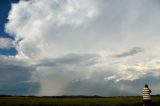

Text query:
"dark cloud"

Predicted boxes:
[[0, 64, 39, 95], [62, 68, 160, 96], [1, 53, 160, 96], [31, 53, 160, 96], [63, 71, 134, 96], [38, 54, 99, 67], [117, 74, 160, 95], [115, 47, 144, 58]]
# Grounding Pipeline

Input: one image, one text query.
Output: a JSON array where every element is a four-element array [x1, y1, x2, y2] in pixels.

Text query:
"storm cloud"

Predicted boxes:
[[1, 0, 160, 96], [0, 56, 38, 95]]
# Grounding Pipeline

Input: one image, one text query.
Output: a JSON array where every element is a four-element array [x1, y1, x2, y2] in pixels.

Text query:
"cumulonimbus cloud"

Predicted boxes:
[[2, 0, 160, 96], [5, 0, 98, 60]]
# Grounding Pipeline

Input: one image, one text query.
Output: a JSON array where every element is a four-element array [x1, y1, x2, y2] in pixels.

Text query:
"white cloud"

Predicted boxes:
[[0, 38, 14, 49], [6, 0, 160, 60], [3, 0, 160, 96], [5, 0, 98, 61]]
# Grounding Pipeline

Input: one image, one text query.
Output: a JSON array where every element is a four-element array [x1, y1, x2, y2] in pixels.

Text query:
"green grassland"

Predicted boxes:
[[0, 96, 160, 106]]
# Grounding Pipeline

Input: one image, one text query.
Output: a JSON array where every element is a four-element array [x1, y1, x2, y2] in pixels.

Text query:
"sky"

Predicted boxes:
[[0, 0, 160, 96]]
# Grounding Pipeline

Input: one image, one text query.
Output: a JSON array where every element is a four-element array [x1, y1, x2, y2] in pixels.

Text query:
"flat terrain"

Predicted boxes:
[[0, 95, 160, 106]]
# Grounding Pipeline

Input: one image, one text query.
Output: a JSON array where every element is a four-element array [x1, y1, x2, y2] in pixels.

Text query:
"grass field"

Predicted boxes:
[[0, 95, 160, 106]]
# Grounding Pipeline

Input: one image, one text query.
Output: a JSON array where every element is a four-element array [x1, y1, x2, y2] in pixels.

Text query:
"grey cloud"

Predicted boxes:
[[64, 79, 133, 96], [29, 53, 140, 96], [0, 64, 38, 95], [30, 54, 100, 95], [115, 47, 144, 58], [59, 69, 160, 96], [117, 75, 160, 95], [30, 53, 160, 96], [38, 54, 99, 67], [31, 66, 135, 96], [1, 53, 160, 96]]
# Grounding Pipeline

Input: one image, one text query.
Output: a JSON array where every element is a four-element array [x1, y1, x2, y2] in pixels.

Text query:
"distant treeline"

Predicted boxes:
[[1, 94, 160, 98], [0, 95, 103, 98]]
